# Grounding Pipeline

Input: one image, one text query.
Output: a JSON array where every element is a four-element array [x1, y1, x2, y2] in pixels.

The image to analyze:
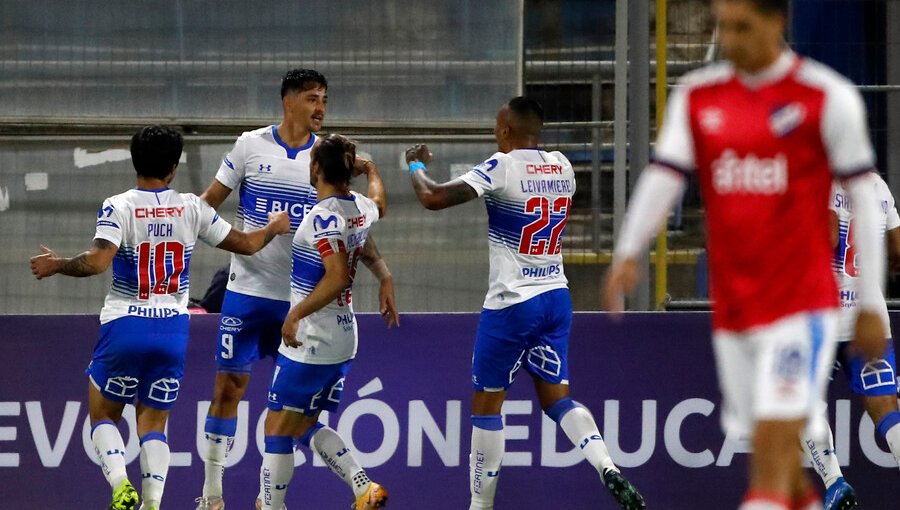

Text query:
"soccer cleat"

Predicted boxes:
[[353, 482, 388, 509], [255, 498, 286, 510], [109, 479, 139, 510], [602, 468, 646, 510], [194, 496, 225, 510], [823, 477, 858, 510]]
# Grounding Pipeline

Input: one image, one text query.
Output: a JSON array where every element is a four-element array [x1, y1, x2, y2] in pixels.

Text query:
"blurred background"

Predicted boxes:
[[1, 0, 898, 314]]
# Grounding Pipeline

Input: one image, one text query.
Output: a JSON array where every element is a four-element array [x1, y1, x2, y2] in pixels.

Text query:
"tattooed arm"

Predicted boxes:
[[30, 239, 118, 279]]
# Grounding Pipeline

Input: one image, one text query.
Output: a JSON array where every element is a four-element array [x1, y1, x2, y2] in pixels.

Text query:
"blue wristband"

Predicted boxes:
[[408, 161, 426, 174]]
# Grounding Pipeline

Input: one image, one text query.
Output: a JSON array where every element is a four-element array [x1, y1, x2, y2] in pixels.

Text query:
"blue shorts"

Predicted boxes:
[[216, 290, 290, 373], [836, 340, 899, 396], [87, 315, 189, 410], [472, 288, 572, 391], [267, 355, 352, 416]]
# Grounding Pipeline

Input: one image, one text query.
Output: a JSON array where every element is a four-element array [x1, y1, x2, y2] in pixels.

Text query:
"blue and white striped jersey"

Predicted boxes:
[[458, 149, 576, 310], [93, 188, 232, 324], [283, 192, 380, 364], [215, 126, 317, 302]]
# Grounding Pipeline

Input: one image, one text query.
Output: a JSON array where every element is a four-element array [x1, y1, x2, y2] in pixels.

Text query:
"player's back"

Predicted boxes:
[[95, 188, 231, 324], [459, 149, 576, 310], [284, 192, 380, 364]]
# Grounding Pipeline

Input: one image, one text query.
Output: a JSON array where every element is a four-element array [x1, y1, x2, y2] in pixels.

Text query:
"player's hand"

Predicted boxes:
[[850, 309, 888, 360], [267, 211, 291, 235], [30, 246, 60, 279], [281, 314, 303, 348], [378, 276, 400, 328], [602, 257, 639, 314], [405, 144, 433, 165], [353, 157, 375, 177]]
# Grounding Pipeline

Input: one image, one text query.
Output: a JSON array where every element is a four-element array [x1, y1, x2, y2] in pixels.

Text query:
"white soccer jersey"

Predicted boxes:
[[215, 126, 318, 302], [282, 192, 380, 364], [831, 174, 899, 341], [93, 188, 232, 324], [457, 149, 576, 310]]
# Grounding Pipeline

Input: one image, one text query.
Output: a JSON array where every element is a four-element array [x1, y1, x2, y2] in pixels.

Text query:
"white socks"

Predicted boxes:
[[91, 421, 128, 489], [309, 425, 371, 499], [877, 411, 900, 469], [139, 432, 170, 508], [801, 422, 842, 488], [260, 436, 294, 509], [559, 406, 617, 474], [469, 415, 504, 510], [202, 416, 237, 498]]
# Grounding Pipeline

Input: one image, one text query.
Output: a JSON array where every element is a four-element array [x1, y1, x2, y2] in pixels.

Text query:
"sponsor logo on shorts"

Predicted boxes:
[[220, 316, 243, 333]]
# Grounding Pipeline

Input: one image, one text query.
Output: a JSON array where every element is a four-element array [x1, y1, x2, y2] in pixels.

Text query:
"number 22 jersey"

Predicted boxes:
[[93, 188, 232, 324], [458, 149, 576, 310]]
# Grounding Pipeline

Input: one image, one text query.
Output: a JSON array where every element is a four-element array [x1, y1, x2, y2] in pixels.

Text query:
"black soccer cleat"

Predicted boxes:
[[602, 468, 647, 510]]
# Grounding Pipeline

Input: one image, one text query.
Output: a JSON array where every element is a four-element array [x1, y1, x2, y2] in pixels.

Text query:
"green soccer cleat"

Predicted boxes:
[[602, 468, 646, 510], [109, 479, 139, 510]]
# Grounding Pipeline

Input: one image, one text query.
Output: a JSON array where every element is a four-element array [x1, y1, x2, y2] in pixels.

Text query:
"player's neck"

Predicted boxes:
[[316, 182, 351, 202], [504, 137, 540, 152], [737, 45, 785, 75], [276, 121, 313, 149], [135, 177, 170, 190]]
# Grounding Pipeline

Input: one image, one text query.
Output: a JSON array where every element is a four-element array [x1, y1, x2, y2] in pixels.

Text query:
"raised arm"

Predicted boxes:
[[354, 157, 387, 218], [281, 250, 351, 346], [405, 144, 478, 210], [360, 234, 399, 327], [216, 211, 291, 255], [31, 239, 118, 279]]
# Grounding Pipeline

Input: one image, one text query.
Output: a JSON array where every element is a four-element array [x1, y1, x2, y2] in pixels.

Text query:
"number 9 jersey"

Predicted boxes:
[[93, 188, 233, 324], [458, 149, 576, 310]]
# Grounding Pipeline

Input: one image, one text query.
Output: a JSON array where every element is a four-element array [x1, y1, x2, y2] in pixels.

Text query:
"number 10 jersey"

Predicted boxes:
[[458, 149, 576, 310]]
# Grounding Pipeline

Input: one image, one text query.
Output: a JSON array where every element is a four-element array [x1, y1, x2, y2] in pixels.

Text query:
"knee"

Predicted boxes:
[[213, 373, 248, 404], [543, 397, 577, 424]]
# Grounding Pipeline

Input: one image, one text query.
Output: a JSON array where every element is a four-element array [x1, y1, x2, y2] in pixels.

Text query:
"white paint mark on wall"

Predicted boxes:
[[0, 187, 9, 211], [24, 173, 48, 191]]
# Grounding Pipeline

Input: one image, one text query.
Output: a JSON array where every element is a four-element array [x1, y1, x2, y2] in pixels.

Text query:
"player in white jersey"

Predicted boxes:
[[194, 70, 398, 510], [30, 126, 290, 510], [404, 97, 645, 510], [257, 134, 389, 510], [800, 173, 900, 509]]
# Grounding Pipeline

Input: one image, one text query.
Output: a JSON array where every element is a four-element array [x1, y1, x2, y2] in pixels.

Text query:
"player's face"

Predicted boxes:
[[713, 0, 786, 72], [494, 105, 512, 152], [286, 85, 328, 133]]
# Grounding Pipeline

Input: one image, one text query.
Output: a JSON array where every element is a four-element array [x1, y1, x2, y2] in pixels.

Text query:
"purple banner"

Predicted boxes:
[[0, 313, 896, 509]]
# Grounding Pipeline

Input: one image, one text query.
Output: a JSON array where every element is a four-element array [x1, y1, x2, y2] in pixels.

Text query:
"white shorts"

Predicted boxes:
[[713, 310, 838, 440]]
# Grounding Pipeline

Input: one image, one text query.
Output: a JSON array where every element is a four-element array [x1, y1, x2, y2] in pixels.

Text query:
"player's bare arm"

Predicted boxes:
[[354, 157, 388, 218], [887, 226, 900, 273], [216, 211, 290, 255], [281, 250, 351, 347], [30, 238, 118, 279], [200, 179, 233, 209], [359, 234, 399, 327], [405, 143, 478, 210]]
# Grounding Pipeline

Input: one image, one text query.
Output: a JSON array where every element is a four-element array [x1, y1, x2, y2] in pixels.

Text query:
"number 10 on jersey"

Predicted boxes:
[[137, 241, 186, 300], [518, 196, 571, 255]]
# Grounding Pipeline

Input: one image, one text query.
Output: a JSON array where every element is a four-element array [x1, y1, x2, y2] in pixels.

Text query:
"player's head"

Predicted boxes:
[[712, 0, 788, 72], [281, 68, 328, 133], [310, 134, 356, 189], [130, 125, 183, 183], [494, 96, 544, 152]]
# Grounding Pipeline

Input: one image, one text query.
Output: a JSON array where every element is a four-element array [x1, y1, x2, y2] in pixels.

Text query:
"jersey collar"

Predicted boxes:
[[736, 50, 797, 89], [271, 126, 316, 160]]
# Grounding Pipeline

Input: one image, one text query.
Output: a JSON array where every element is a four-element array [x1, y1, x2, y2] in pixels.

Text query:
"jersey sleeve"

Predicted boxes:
[[823, 81, 876, 177], [456, 153, 508, 197], [882, 181, 900, 231], [93, 198, 124, 247], [195, 196, 233, 247], [308, 210, 348, 260], [653, 84, 696, 174], [214, 133, 249, 190], [549, 151, 578, 196], [352, 192, 381, 225], [828, 182, 842, 213]]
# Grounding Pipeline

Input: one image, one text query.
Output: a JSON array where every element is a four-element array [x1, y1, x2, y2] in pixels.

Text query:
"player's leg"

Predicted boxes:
[[199, 292, 289, 509], [87, 317, 145, 510], [529, 289, 644, 509], [134, 314, 189, 510], [468, 302, 535, 510], [854, 340, 900, 471]]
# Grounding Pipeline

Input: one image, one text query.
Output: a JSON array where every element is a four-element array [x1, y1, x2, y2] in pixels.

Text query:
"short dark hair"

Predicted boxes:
[[507, 96, 544, 137], [312, 134, 356, 186], [130, 125, 183, 180], [281, 68, 328, 98], [720, 0, 789, 16]]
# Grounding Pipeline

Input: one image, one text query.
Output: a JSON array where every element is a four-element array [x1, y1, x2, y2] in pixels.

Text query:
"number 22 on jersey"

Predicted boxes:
[[518, 196, 571, 255]]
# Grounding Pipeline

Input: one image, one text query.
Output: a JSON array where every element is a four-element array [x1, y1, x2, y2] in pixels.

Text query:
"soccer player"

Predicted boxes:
[[29, 126, 290, 510], [194, 69, 397, 510], [602, 1, 888, 509], [404, 97, 646, 510], [800, 173, 900, 509], [257, 134, 389, 510]]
